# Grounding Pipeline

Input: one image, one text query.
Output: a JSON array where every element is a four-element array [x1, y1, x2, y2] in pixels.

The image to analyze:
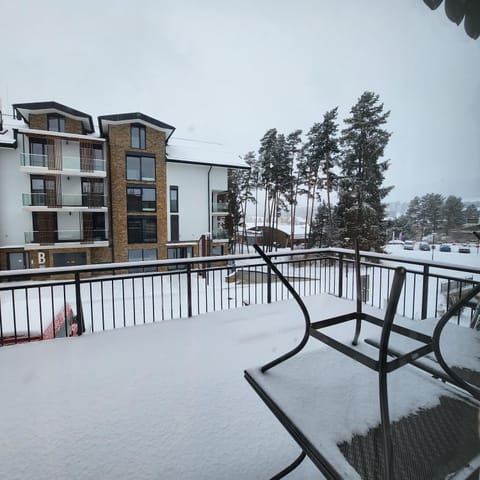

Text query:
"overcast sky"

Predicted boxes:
[[1, 0, 479, 203]]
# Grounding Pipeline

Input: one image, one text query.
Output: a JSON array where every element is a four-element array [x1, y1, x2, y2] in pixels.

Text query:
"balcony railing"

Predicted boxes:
[[212, 202, 228, 213], [212, 228, 228, 239], [0, 247, 478, 345], [24, 229, 107, 244], [22, 193, 106, 208], [20, 153, 105, 173]]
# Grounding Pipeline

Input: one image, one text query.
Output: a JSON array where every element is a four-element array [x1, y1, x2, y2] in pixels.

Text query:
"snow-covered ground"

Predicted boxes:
[[1, 293, 476, 479]]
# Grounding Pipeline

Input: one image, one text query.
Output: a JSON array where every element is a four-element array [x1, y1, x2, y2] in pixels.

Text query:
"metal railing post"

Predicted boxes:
[[421, 265, 429, 319], [74, 272, 85, 335], [267, 265, 272, 304], [187, 263, 192, 317], [338, 253, 344, 298]]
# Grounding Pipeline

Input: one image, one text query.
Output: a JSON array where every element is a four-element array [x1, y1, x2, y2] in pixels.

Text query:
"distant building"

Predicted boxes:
[[0, 101, 248, 271]]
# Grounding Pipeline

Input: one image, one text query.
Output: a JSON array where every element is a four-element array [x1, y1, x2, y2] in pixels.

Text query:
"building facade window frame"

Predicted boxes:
[[126, 154, 155, 182], [131, 123, 146, 150], [127, 216, 157, 244], [126, 184, 156, 212], [169, 185, 179, 241], [128, 248, 157, 272], [169, 186, 179, 213], [47, 114, 65, 132], [167, 246, 193, 271]]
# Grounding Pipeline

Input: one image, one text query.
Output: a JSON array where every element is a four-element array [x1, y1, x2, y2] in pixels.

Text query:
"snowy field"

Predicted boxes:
[[1, 293, 477, 480]]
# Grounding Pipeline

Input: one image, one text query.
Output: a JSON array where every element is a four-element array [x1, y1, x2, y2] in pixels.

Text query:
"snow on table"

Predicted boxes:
[[0, 293, 475, 479]]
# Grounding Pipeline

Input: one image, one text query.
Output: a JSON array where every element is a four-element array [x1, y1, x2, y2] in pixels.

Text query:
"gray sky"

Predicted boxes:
[[1, 0, 479, 203]]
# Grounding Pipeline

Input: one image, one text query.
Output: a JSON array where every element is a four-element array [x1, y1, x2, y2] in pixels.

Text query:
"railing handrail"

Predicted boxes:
[[1, 246, 478, 280]]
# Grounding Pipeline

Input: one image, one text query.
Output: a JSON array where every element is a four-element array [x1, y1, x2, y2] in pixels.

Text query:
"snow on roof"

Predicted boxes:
[[167, 137, 249, 169]]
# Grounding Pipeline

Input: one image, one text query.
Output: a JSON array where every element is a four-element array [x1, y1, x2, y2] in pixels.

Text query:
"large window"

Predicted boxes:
[[29, 138, 47, 167], [170, 185, 179, 241], [48, 114, 65, 132], [127, 216, 157, 244], [127, 185, 156, 212], [126, 154, 155, 181], [167, 246, 193, 270], [131, 124, 146, 149], [170, 186, 178, 213], [82, 178, 105, 207], [170, 215, 179, 242], [128, 248, 157, 273]]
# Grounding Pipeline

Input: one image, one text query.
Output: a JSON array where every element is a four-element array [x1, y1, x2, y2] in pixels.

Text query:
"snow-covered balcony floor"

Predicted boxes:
[[0, 294, 477, 479]]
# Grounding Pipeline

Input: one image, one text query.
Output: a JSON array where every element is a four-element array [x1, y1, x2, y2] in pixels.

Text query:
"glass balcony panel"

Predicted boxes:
[[21, 153, 105, 173], [212, 228, 228, 239], [212, 202, 228, 213], [21, 153, 48, 168], [24, 229, 108, 244]]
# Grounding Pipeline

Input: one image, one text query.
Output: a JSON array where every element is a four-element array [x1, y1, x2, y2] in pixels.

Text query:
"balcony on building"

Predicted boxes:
[[22, 193, 107, 211], [24, 211, 108, 248]]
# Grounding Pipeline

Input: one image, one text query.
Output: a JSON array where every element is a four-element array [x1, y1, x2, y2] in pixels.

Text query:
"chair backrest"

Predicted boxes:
[[433, 282, 480, 399]]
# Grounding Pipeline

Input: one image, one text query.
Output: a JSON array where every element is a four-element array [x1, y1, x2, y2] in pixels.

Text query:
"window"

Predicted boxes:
[[167, 246, 193, 270], [127, 216, 157, 244], [128, 248, 157, 273], [29, 138, 47, 167], [170, 186, 178, 213], [127, 185, 156, 212], [31, 176, 56, 206], [170, 215, 179, 242], [126, 154, 155, 181], [93, 144, 104, 170], [48, 114, 65, 132], [82, 178, 105, 207], [212, 245, 224, 256], [131, 124, 146, 149]]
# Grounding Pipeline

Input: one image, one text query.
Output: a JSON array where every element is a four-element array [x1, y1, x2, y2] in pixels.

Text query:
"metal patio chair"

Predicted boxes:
[[245, 243, 480, 479]]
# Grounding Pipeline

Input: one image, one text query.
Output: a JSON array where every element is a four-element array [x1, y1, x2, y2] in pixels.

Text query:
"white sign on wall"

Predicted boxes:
[[38, 251, 46, 266]]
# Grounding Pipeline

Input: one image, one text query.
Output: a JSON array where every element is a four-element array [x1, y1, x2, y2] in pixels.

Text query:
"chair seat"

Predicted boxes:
[[245, 345, 480, 480]]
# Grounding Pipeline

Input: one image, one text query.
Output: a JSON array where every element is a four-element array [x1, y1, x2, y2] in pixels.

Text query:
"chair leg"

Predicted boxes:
[[270, 450, 307, 480]]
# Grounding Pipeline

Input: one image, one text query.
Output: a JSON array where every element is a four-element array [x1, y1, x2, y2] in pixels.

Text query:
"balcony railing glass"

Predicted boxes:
[[20, 153, 105, 172], [212, 228, 228, 239], [212, 202, 228, 213], [24, 229, 107, 244], [22, 193, 106, 208]]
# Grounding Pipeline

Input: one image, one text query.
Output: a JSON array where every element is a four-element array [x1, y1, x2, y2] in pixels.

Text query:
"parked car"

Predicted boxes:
[[403, 241, 414, 250], [439, 244, 451, 252], [458, 245, 471, 254], [419, 242, 430, 251]]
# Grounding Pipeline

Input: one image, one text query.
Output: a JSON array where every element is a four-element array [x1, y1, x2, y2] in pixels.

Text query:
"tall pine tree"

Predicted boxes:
[[336, 91, 392, 251]]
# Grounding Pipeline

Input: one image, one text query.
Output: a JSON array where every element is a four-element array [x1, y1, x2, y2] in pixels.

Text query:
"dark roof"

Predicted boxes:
[[97, 112, 175, 141], [12, 101, 94, 133]]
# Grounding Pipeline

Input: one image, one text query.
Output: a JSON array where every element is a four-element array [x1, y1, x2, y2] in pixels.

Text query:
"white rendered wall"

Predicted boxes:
[[57, 212, 80, 241], [61, 175, 81, 197], [61, 140, 80, 170], [0, 147, 31, 246], [166, 163, 228, 241]]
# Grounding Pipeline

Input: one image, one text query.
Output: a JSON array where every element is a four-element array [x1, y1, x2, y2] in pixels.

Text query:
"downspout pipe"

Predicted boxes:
[[207, 166, 212, 235]]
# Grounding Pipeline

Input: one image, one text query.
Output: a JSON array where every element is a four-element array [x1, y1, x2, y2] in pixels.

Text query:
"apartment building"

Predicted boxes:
[[0, 101, 247, 271]]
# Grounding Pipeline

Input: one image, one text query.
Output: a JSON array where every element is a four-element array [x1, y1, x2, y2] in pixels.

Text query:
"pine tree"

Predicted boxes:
[[443, 195, 465, 235], [421, 193, 444, 233], [335, 91, 392, 251], [464, 204, 479, 224], [310, 201, 330, 247]]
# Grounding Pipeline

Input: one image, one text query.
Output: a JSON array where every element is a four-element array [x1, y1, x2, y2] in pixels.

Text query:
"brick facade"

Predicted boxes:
[[108, 124, 168, 263], [29, 114, 83, 134]]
